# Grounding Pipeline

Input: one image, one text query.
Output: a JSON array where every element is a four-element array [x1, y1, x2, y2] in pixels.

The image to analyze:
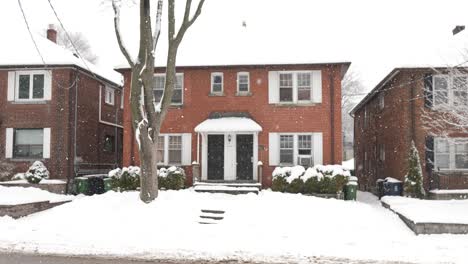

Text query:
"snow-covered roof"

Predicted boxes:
[[194, 117, 262, 133], [0, 27, 123, 86]]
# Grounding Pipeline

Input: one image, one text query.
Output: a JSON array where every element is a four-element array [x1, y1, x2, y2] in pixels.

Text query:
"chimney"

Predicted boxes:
[[46, 24, 57, 43]]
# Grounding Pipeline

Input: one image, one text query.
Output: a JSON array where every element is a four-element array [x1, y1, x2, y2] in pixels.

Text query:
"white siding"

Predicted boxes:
[[312, 70, 322, 103], [7, 72, 15, 101], [313, 132, 323, 165], [5, 128, 13, 158], [268, 133, 279, 166], [268, 71, 279, 104], [181, 133, 192, 165], [43, 128, 51, 159]]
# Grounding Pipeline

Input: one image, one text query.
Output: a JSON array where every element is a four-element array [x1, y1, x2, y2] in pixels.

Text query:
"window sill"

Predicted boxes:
[[209, 93, 225, 97], [104, 102, 115, 106], [273, 102, 319, 107], [236, 92, 252, 97], [9, 158, 46, 162], [169, 104, 184, 109], [11, 100, 48, 105]]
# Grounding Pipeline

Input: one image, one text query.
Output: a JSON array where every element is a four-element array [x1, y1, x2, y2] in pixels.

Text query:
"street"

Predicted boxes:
[[0, 252, 415, 264]]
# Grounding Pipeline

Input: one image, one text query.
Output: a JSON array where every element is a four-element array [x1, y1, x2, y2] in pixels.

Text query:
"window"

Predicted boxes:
[[297, 73, 311, 101], [211, 73, 223, 93], [278, 134, 315, 166], [279, 135, 294, 164], [168, 135, 182, 164], [378, 93, 385, 110], [279, 73, 293, 102], [105, 87, 115, 105], [16, 72, 47, 101], [237, 72, 250, 93], [435, 138, 468, 170], [13, 129, 43, 158], [103, 135, 115, 152], [157, 136, 165, 164], [433, 75, 468, 108], [153, 73, 184, 105], [298, 135, 312, 166]]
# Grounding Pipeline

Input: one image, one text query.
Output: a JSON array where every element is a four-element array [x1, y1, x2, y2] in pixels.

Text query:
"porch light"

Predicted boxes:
[[228, 134, 232, 142]]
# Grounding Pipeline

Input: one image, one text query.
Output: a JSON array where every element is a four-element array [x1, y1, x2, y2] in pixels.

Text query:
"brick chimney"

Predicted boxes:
[[46, 24, 57, 43]]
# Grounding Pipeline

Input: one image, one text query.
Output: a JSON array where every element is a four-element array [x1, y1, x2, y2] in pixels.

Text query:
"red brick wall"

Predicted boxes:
[[0, 67, 123, 181], [121, 64, 344, 187]]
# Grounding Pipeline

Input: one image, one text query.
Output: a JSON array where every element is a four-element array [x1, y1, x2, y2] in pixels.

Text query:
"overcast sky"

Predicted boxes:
[[2, 0, 468, 92]]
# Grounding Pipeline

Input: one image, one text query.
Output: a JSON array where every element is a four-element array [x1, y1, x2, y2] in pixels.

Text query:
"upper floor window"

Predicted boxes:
[[14, 128, 44, 159], [211, 72, 224, 94], [279, 73, 293, 102], [278, 72, 313, 103], [433, 75, 468, 108], [435, 138, 468, 170], [153, 73, 183, 105], [105, 86, 115, 105], [237, 72, 250, 93], [15, 71, 50, 101]]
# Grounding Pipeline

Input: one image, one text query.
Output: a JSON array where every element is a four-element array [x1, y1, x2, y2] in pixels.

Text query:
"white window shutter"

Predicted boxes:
[[44, 71, 52, 100], [313, 132, 323, 165], [312, 70, 322, 103], [7, 72, 15, 101], [43, 128, 51, 159], [182, 133, 192, 165], [5, 128, 13, 158], [268, 133, 279, 166], [268, 71, 279, 104]]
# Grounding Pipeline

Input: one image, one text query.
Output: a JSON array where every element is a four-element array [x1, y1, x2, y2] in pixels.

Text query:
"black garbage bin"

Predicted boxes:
[[87, 176, 105, 195], [383, 180, 403, 196]]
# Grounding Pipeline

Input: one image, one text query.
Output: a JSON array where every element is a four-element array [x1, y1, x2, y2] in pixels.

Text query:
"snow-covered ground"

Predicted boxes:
[[0, 186, 74, 205], [0, 189, 467, 263], [381, 196, 468, 224]]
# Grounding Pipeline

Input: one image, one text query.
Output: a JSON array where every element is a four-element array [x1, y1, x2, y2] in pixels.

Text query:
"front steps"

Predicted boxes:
[[198, 209, 225, 224], [193, 181, 261, 195]]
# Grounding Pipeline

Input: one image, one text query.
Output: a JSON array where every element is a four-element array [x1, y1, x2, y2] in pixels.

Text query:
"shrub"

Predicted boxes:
[[158, 166, 186, 190], [271, 176, 289, 192], [18, 161, 50, 184], [287, 178, 304, 193], [0, 161, 14, 182], [108, 166, 140, 191], [304, 177, 320, 193]]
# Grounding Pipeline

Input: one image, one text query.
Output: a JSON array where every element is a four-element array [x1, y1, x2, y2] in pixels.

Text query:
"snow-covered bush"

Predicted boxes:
[[158, 166, 186, 190], [0, 161, 14, 182], [108, 166, 141, 191], [16, 161, 50, 184], [404, 141, 426, 198], [272, 164, 352, 194]]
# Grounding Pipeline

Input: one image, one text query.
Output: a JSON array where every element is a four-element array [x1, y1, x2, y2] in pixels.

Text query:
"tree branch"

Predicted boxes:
[[174, 0, 205, 45], [152, 0, 163, 52], [112, 0, 135, 68]]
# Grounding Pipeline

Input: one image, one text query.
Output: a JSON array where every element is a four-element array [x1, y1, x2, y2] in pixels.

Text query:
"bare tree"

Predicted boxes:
[[342, 70, 366, 160], [112, 0, 205, 203], [57, 31, 98, 64]]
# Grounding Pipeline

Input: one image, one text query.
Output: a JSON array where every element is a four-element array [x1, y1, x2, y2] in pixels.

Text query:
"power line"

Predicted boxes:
[[17, 0, 47, 67]]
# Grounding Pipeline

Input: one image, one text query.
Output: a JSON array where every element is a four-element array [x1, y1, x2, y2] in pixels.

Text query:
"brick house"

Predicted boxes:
[[119, 62, 349, 187], [0, 25, 124, 183], [351, 67, 468, 193]]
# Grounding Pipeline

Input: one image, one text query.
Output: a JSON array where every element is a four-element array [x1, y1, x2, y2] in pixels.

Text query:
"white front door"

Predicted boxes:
[[224, 133, 236, 180]]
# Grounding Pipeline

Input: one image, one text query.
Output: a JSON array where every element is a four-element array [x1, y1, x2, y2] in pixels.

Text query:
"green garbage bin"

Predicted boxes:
[[74, 177, 89, 194], [344, 182, 358, 201], [104, 177, 114, 192]]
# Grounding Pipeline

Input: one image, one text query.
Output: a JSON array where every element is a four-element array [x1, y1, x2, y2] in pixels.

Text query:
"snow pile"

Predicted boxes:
[[272, 166, 305, 183], [0, 190, 467, 263], [273, 164, 351, 183], [342, 158, 355, 171], [381, 196, 468, 224], [108, 166, 141, 179], [0, 185, 74, 205]]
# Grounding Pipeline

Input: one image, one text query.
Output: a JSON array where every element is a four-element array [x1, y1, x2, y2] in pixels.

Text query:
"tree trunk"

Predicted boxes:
[[139, 136, 159, 202]]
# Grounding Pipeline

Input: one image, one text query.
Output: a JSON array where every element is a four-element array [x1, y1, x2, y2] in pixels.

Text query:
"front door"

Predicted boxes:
[[236, 134, 253, 180], [207, 135, 224, 180]]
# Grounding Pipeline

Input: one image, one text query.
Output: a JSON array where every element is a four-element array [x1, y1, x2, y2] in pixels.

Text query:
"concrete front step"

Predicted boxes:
[[193, 181, 260, 195]]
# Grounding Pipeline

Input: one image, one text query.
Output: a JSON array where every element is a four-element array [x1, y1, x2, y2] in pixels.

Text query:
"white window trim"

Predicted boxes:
[[211, 72, 224, 94], [105, 86, 115, 105], [158, 133, 183, 166], [153, 73, 184, 105], [433, 74, 468, 109], [14, 70, 50, 102], [277, 71, 313, 104], [237, 72, 250, 93], [435, 137, 468, 171], [278, 133, 314, 166]]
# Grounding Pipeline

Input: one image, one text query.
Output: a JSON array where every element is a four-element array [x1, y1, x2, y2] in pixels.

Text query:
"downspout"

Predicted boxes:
[[410, 74, 416, 142], [197, 132, 200, 163], [329, 68, 336, 164]]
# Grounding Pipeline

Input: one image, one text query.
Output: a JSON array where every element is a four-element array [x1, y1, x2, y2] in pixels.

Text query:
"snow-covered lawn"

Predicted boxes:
[[0, 186, 73, 205], [0, 189, 467, 263], [381, 196, 468, 224]]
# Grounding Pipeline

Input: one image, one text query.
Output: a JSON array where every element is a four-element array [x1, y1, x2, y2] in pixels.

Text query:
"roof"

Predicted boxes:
[[195, 117, 262, 133], [350, 66, 468, 116], [0, 28, 123, 86]]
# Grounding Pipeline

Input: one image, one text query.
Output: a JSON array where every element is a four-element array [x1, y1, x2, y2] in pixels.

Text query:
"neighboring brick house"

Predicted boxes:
[[351, 67, 468, 193], [119, 62, 349, 187], [0, 25, 124, 182]]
